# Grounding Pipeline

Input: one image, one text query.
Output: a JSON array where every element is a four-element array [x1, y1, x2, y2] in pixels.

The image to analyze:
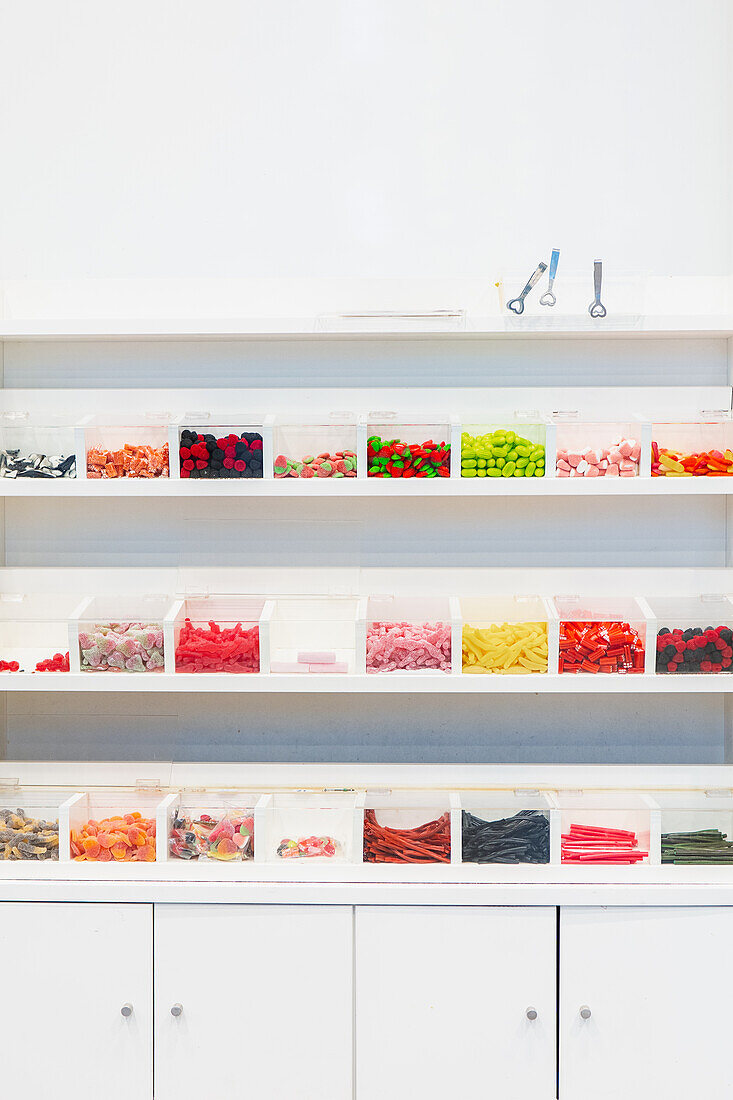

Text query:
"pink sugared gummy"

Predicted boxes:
[[585, 464, 600, 477], [605, 463, 620, 476], [556, 458, 572, 472], [366, 621, 451, 673], [556, 469, 570, 477], [584, 450, 601, 465], [618, 440, 633, 458], [566, 453, 581, 468], [630, 443, 641, 461]]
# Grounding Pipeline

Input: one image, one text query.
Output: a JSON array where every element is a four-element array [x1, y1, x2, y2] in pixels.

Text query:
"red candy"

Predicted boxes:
[[175, 618, 260, 673], [562, 823, 648, 864], [0, 660, 20, 672], [35, 651, 70, 673], [558, 621, 645, 674]]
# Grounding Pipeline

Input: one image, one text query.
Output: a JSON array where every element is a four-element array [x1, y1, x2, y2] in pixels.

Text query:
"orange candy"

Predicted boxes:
[[87, 442, 169, 479], [73, 814, 156, 862]]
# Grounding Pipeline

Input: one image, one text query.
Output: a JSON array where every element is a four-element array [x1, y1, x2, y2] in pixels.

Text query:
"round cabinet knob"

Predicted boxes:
[[171, 1003, 183, 1018], [580, 1005, 592, 1020], [120, 1003, 133, 1018], [526, 1007, 538, 1021]]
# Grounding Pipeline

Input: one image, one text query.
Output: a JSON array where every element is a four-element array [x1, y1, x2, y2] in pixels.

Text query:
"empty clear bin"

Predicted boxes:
[[460, 421, 547, 479], [554, 418, 641, 478], [362, 789, 452, 864], [367, 415, 451, 478], [648, 595, 733, 675], [652, 416, 733, 477], [459, 790, 553, 864], [74, 596, 172, 673], [0, 414, 78, 478], [85, 420, 169, 478], [361, 596, 455, 673], [554, 596, 647, 674], [177, 418, 265, 480], [0, 784, 69, 860], [653, 789, 733, 865], [66, 788, 164, 862], [268, 597, 358, 674], [255, 791, 357, 862], [557, 790, 653, 866], [168, 596, 268, 673], [0, 594, 76, 673], [272, 415, 358, 479], [460, 596, 551, 674], [167, 789, 257, 862]]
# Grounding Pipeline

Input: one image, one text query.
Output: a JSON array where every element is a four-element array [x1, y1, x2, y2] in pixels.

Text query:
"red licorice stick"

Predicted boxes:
[[561, 822, 646, 864], [363, 809, 451, 863]]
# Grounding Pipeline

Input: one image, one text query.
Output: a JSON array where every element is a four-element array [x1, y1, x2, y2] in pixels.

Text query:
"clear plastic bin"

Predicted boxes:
[[362, 789, 452, 864], [85, 421, 169, 478], [66, 788, 163, 862], [74, 596, 172, 673], [255, 791, 357, 863], [0, 594, 76, 673], [268, 597, 358, 674], [360, 596, 455, 674], [177, 419, 265, 480], [556, 789, 653, 865], [651, 416, 733, 477], [460, 421, 547, 480], [647, 596, 733, 675], [652, 789, 733, 865], [272, 415, 358, 479], [458, 790, 553, 864], [168, 596, 268, 673], [554, 418, 641, 478], [554, 596, 648, 674], [366, 415, 452, 479], [0, 783, 67, 860], [460, 596, 551, 675], [0, 414, 78, 479], [167, 789, 257, 862]]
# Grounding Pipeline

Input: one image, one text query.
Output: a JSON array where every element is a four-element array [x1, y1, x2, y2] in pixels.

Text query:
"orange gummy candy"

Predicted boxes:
[[82, 836, 101, 858]]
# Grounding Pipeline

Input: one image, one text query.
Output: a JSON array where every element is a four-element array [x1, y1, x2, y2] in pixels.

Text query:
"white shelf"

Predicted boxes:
[[3, 672, 733, 692], [1, 316, 732, 340], [2, 476, 733, 497]]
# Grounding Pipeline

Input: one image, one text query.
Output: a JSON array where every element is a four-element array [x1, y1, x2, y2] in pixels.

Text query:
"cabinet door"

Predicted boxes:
[[561, 906, 733, 1100], [0, 901, 152, 1099], [356, 906, 556, 1100], [154, 904, 353, 1100]]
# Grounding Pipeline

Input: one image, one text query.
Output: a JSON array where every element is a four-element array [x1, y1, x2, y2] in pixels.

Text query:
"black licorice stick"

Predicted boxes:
[[462, 808, 550, 864]]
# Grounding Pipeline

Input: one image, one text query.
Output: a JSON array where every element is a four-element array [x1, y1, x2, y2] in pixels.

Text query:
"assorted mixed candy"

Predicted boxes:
[[561, 822, 647, 864], [274, 450, 357, 478], [79, 622, 165, 672], [462, 809, 550, 864], [0, 449, 76, 478], [179, 429, 263, 479], [655, 625, 733, 673], [175, 618, 260, 673], [662, 829, 733, 864], [87, 442, 169, 478], [652, 441, 733, 477], [556, 436, 639, 477], [366, 622, 451, 673], [363, 809, 451, 863], [169, 810, 254, 861], [1, 807, 59, 860], [461, 429, 545, 478], [71, 812, 156, 861], [367, 435, 450, 478], [277, 835, 340, 858], [559, 620, 645, 673], [462, 622, 548, 674]]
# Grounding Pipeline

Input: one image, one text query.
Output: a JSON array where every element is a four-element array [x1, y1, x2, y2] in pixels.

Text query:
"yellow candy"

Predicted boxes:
[[462, 621, 548, 674], [659, 453, 684, 473]]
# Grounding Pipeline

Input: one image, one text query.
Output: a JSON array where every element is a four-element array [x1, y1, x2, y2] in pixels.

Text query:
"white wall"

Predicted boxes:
[[0, 0, 730, 286]]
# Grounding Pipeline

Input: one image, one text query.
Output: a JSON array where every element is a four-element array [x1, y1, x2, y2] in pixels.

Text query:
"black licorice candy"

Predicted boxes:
[[462, 808, 550, 864]]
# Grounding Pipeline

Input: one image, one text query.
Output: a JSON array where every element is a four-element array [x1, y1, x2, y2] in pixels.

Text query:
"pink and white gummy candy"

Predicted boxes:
[[555, 437, 640, 478], [366, 621, 451, 673]]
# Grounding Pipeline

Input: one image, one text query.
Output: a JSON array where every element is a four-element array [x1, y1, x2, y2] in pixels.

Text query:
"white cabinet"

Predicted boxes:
[[561, 906, 733, 1100], [0, 901, 152, 1099], [355, 905, 556, 1100], [153, 904, 353, 1100]]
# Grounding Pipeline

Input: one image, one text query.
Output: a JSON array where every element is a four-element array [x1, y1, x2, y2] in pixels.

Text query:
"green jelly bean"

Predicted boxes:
[[516, 456, 528, 468], [529, 447, 544, 462], [516, 445, 531, 458], [533, 467, 544, 476], [462, 458, 477, 468], [496, 456, 506, 468], [513, 466, 524, 476], [487, 467, 501, 476], [463, 468, 477, 477], [502, 461, 515, 476], [525, 461, 536, 477], [477, 458, 486, 468], [492, 445, 508, 458], [507, 448, 518, 461], [486, 457, 496, 467], [476, 468, 486, 476], [505, 431, 516, 444]]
